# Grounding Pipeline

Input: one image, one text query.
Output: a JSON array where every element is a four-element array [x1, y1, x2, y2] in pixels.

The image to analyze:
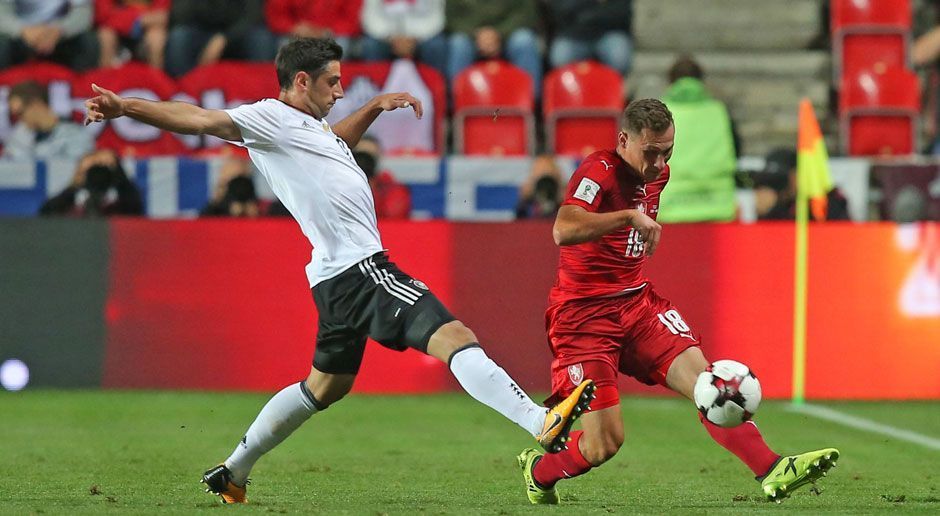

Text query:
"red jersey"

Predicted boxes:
[[549, 149, 669, 305]]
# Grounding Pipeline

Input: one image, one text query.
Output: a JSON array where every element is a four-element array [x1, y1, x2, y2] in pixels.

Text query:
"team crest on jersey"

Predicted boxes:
[[567, 364, 584, 386], [573, 178, 601, 204], [410, 279, 429, 290]]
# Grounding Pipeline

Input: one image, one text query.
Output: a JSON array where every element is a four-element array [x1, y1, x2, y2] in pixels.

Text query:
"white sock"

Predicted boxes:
[[448, 345, 547, 436], [224, 381, 319, 486]]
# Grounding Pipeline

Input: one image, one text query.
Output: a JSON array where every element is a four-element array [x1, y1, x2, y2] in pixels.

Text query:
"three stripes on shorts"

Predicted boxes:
[[358, 257, 423, 305]]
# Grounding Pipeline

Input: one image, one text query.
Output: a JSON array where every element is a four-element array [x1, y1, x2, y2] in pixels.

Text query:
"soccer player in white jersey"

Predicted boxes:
[[84, 37, 595, 504]]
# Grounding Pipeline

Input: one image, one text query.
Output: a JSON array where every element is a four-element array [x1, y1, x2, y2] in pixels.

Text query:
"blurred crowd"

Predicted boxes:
[[0, 0, 633, 88], [2, 0, 937, 222]]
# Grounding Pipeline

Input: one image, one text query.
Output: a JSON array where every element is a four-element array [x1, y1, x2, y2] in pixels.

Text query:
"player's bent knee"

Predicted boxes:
[[665, 346, 710, 400], [305, 369, 355, 407], [426, 320, 479, 362]]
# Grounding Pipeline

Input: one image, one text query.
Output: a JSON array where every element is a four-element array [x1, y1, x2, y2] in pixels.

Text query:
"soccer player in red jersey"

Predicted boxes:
[[517, 99, 839, 504]]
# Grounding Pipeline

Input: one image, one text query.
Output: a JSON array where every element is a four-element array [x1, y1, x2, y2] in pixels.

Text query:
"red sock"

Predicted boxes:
[[699, 413, 780, 477], [533, 431, 593, 488]]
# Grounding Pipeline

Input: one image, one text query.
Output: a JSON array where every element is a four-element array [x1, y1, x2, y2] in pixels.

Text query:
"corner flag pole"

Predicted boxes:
[[792, 166, 809, 406], [793, 99, 833, 406]]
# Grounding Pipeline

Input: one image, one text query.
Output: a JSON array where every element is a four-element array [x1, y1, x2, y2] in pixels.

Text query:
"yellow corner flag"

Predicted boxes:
[[797, 99, 833, 222], [792, 98, 832, 405]]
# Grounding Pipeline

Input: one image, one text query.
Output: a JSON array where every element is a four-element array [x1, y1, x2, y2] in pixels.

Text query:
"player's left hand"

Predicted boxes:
[[84, 83, 126, 125], [375, 93, 423, 119]]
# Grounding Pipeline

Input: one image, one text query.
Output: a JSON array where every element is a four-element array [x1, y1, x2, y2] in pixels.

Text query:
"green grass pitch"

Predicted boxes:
[[1, 391, 937, 514]]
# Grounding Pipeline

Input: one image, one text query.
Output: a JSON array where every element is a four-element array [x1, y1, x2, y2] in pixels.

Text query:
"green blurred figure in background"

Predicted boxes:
[[658, 55, 738, 223]]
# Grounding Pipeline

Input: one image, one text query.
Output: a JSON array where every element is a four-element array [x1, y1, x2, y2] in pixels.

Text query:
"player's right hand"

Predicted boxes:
[[629, 211, 662, 256], [84, 83, 126, 125]]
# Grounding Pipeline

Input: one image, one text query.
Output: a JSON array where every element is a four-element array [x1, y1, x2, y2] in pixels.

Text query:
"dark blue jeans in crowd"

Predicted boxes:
[[165, 25, 277, 78], [0, 31, 99, 71], [358, 33, 448, 79]]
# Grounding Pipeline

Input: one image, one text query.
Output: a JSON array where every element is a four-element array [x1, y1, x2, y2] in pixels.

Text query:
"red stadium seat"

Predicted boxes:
[[840, 67, 919, 111], [847, 116, 916, 155], [543, 61, 625, 157], [839, 67, 919, 156], [839, 32, 908, 85], [76, 62, 189, 157], [831, 0, 911, 32], [452, 61, 534, 155], [831, 0, 911, 88]]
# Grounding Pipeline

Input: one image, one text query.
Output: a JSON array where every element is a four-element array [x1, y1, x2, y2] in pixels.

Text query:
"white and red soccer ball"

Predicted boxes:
[[693, 360, 762, 428]]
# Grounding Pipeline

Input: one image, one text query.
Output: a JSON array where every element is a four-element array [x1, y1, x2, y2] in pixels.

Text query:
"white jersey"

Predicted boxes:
[[225, 99, 383, 287]]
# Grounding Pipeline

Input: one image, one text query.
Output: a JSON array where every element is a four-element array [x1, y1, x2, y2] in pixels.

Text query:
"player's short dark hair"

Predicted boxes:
[[621, 99, 673, 135], [275, 37, 343, 90], [668, 55, 704, 83], [9, 80, 48, 106]]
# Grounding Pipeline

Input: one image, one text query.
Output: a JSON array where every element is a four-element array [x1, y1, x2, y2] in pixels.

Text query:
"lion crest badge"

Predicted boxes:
[[567, 363, 584, 386]]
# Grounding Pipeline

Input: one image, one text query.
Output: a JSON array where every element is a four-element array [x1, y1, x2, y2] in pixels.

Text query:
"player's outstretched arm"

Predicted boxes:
[[553, 205, 661, 255], [84, 83, 242, 141], [332, 92, 422, 148]]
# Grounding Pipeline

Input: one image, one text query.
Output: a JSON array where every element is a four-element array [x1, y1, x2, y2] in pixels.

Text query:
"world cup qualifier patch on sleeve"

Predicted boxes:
[[573, 177, 601, 204]]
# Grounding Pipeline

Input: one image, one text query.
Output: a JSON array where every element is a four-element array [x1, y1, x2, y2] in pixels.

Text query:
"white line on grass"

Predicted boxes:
[[791, 403, 940, 451]]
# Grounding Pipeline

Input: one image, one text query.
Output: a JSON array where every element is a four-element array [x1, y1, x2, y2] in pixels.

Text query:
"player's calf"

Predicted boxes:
[[575, 399, 624, 465], [579, 429, 623, 465]]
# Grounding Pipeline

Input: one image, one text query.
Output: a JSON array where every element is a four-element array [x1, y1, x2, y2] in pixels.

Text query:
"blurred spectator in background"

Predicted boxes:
[[657, 55, 737, 223], [752, 148, 793, 220], [446, 0, 543, 97], [755, 148, 849, 221], [515, 154, 563, 219], [2, 80, 93, 161], [355, 134, 411, 219], [0, 0, 99, 71], [360, 0, 447, 77], [165, 0, 276, 78], [265, 0, 362, 57], [95, 0, 169, 69], [201, 157, 261, 217], [546, 0, 633, 76], [39, 148, 143, 216], [890, 184, 929, 223]]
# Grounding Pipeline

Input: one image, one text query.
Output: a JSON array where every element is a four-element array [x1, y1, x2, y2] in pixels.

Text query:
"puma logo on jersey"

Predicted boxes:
[[599, 160, 613, 170]]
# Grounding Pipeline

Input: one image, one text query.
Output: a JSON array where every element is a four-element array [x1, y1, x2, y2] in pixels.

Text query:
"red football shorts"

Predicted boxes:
[[545, 286, 700, 411]]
